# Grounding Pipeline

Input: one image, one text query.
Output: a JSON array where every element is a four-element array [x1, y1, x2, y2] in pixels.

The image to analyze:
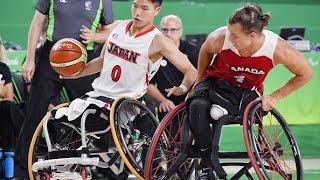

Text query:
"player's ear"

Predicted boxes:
[[250, 31, 257, 38], [154, 7, 161, 16]]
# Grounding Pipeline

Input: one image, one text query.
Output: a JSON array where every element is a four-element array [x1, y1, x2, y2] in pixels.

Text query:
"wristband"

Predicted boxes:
[[179, 84, 188, 94]]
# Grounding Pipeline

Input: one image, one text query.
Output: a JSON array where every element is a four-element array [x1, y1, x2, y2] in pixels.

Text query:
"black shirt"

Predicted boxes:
[[0, 61, 12, 85], [150, 40, 199, 104]]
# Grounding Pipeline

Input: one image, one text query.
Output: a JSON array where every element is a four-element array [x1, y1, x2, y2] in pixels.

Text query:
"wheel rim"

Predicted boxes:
[[243, 100, 302, 180], [116, 99, 159, 175], [145, 103, 195, 179]]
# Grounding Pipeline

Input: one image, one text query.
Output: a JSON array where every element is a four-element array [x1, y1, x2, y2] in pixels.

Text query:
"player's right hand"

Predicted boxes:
[[159, 99, 176, 113], [21, 60, 35, 83]]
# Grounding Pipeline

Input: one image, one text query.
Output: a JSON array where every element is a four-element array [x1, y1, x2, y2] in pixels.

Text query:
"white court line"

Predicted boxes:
[[127, 158, 320, 179], [302, 159, 320, 170]]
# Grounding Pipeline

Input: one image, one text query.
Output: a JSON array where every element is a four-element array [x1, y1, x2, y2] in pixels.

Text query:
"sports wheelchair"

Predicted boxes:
[[145, 99, 303, 179], [28, 97, 159, 180]]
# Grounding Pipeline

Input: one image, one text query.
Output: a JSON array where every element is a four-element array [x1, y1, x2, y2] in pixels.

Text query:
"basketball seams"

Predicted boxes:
[[50, 49, 83, 54], [50, 56, 86, 67]]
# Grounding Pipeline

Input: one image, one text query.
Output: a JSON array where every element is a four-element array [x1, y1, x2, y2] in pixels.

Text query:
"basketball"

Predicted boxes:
[[49, 38, 87, 76]]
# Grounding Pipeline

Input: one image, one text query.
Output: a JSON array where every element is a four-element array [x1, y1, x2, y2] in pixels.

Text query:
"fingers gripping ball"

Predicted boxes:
[[210, 104, 228, 120], [49, 38, 87, 76]]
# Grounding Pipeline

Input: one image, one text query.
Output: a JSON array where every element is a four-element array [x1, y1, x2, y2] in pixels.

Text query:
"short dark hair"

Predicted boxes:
[[229, 4, 271, 34], [150, 0, 162, 7]]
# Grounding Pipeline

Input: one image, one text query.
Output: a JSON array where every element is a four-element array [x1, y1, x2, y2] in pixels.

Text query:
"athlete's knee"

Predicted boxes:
[[188, 97, 211, 124], [189, 98, 211, 112]]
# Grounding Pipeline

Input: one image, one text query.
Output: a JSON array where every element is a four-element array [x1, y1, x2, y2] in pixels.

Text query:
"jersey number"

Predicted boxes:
[[111, 65, 121, 82]]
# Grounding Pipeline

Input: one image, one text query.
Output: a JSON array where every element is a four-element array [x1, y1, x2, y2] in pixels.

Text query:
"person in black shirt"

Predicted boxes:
[[0, 59, 24, 179], [146, 15, 199, 120], [16, 0, 114, 178]]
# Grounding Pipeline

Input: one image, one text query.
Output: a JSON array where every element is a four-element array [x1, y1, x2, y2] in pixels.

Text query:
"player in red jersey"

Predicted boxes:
[[187, 4, 313, 180]]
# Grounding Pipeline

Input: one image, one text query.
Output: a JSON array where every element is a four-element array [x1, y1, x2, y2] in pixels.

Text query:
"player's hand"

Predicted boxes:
[[261, 95, 279, 111], [159, 99, 176, 113], [59, 72, 80, 80], [165, 86, 185, 97], [80, 25, 96, 44], [21, 60, 35, 83]]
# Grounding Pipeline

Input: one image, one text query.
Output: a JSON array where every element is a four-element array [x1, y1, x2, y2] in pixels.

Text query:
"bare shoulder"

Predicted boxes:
[[149, 33, 182, 62], [150, 33, 173, 53], [273, 37, 302, 65], [203, 27, 226, 53]]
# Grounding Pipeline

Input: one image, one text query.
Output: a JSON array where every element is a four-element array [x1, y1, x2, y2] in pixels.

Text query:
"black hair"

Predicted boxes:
[[228, 3, 271, 34], [150, 0, 162, 7]]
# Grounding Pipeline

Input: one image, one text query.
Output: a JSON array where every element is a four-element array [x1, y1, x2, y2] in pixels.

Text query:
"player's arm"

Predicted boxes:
[[151, 34, 197, 96], [262, 38, 313, 110], [22, 10, 47, 82], [196, 28, 226, 85]]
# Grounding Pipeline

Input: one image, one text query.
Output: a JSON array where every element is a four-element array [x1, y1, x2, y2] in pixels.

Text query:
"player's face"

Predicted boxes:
[[160, 18, 183, 44], [132, 0, 160, 28], [227, 23, 254, 50]]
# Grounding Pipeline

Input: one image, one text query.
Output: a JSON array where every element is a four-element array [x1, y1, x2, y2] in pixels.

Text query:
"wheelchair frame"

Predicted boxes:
[[144, 99, 303, 180], [28, 97, 159, 180]]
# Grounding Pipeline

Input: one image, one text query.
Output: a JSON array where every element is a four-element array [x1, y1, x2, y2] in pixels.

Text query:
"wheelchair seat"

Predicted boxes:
[[51, 104, 110, 133]]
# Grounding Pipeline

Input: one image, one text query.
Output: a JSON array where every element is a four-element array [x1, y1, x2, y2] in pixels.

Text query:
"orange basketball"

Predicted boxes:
[[49, 38, 87, 76]]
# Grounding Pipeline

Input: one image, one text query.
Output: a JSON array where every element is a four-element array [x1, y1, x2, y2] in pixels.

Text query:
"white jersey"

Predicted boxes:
[[87, 20, 162, 99]]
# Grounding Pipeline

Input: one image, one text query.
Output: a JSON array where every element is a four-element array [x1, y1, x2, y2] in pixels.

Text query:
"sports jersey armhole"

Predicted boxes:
[[147, 33, 163, 64]]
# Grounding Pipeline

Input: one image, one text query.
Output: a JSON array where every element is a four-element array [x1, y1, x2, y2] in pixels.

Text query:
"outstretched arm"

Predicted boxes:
[[146, 84, 176, 112], [150, 34, 197, 97]]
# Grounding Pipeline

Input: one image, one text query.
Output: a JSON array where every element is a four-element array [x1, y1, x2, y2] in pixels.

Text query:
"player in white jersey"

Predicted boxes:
[[58, 0, 197, 120]]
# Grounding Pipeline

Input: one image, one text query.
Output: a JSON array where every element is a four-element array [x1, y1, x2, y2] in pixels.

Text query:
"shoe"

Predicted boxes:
[[197, 167, 216, 180]]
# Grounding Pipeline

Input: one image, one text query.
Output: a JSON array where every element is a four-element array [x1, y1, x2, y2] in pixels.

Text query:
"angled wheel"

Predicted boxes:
[[110, 97, 159, 179], [145, 102, 195, 180], [243, 99, 303, 180], [28, 103, 92, 180], [28, 103, 121, 180]]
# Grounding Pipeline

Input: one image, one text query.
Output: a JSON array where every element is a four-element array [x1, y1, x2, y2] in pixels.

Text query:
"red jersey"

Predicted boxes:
[[205, 28, 278, 94]]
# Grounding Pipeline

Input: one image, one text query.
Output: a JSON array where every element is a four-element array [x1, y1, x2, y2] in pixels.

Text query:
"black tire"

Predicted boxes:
[[243, 99, 303, 180], [110, 97, 159, 178]]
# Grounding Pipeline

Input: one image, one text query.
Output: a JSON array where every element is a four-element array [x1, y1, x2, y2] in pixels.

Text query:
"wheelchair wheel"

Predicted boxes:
[[243, 99, 303, 180], [28, 103, 95, 180], [27, 103, 79, 180], [145, 102, 195, 180], [110, 97, 159, 179]]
